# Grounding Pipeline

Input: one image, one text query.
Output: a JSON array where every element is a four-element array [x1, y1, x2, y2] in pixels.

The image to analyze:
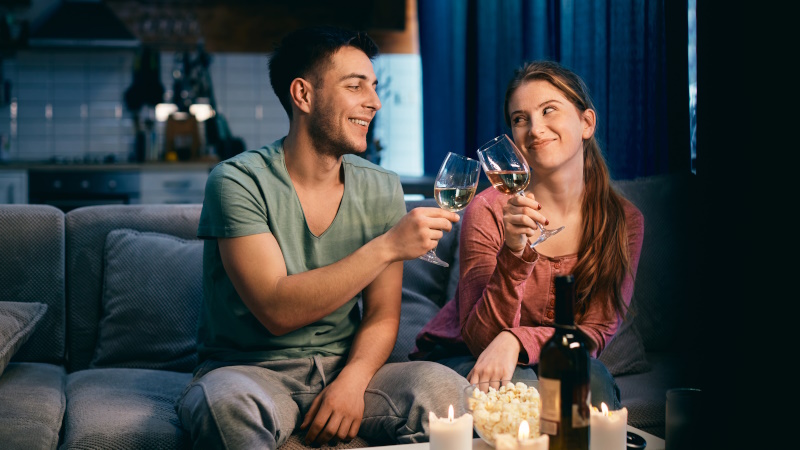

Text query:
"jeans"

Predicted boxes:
[[435, 354, 622, 410], [175, 355, 470, 450]]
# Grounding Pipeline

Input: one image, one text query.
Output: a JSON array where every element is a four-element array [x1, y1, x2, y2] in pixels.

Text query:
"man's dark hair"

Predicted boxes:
[[268, 26, 379, 119]]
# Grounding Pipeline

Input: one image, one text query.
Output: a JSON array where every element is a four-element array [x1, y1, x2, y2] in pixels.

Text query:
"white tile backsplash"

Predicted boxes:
[[2, 50, 423, 175]]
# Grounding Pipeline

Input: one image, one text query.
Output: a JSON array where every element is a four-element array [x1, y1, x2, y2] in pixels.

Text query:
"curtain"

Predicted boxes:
[[418, 0, 676, 180]]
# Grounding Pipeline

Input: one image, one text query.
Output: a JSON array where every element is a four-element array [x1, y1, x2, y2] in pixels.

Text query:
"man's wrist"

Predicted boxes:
[[338, 364, 374, 390]]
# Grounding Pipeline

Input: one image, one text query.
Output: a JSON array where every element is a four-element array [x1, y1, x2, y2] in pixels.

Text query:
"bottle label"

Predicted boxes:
[[538, 376, 560, 435], [539, 376, 591, 432]]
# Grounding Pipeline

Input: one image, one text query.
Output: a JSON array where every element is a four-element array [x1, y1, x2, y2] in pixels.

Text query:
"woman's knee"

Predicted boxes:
[[589, 358, 621, 409]]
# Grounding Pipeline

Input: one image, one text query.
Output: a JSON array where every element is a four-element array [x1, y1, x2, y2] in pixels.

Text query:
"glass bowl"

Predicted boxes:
[[464, 379, 541, 447]]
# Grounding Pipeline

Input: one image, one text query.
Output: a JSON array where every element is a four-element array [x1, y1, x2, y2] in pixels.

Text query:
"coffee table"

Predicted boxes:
[[351, 425, 665, 449]]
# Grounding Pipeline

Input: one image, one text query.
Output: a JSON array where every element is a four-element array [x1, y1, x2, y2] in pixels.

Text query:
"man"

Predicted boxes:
[[176, 26, 470, 449]]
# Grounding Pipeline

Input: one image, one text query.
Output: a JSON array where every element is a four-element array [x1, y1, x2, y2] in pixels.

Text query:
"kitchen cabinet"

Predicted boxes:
[[0, 170, 28, 204], [140, 169, 208, 204]]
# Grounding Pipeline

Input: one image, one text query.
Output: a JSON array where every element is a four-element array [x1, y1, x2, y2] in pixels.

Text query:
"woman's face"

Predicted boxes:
[[507, 79, 595, 175]]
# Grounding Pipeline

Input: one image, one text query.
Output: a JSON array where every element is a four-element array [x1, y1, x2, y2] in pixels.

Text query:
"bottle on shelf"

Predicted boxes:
[[538, 274, 590, 450]]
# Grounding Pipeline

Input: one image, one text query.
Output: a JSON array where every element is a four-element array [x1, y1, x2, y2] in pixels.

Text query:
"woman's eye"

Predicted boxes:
[[512, 116, 527, 125], [542, 106, 555, 115]]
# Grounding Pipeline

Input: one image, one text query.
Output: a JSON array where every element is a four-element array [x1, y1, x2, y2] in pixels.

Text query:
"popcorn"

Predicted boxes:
[[467, 381, 541, 444]]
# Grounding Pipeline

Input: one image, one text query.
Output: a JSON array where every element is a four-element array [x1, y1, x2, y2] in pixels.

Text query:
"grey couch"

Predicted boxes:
[[0, 171, 700, 449]]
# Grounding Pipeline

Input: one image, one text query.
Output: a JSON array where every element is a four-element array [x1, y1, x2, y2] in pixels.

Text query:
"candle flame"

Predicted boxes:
[[601, 402, 609, 416], [448, 404, 454, 422], [518, 420, 530, 440]]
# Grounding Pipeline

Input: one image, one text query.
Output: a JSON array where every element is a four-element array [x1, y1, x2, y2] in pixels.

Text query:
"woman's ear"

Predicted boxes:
[[289, 78, 313, 114], [581, 108, 596, 139]]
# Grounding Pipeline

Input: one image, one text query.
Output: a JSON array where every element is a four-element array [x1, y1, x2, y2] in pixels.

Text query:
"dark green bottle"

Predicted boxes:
[[538, 274, 590, 450]]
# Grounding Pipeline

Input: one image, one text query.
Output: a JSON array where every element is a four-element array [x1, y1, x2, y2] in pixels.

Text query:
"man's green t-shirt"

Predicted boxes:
[[196, 138, 406, 363]]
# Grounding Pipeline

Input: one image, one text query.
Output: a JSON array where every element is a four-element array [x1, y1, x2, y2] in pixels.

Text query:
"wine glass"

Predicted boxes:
[[418, 152, 481, 267], [477, 134, 564, 247]]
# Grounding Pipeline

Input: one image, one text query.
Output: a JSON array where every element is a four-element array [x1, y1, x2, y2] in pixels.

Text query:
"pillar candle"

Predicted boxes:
[[494, 420, 549, 450], [590, 403, 628, 449], [429, 404, 473, 450]]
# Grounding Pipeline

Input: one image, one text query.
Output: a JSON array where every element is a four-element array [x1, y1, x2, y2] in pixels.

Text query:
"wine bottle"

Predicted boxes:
[[538, 274, 591, 450]]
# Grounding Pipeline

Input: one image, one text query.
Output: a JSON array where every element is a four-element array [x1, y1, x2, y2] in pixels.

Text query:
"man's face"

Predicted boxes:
[[307, 46, 381, 158]]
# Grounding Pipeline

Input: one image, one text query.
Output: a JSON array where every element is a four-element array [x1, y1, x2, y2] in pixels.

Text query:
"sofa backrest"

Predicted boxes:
[[65, 204, 202, 372], [0, 204, 66, 364], [611, 172, 699, 353]]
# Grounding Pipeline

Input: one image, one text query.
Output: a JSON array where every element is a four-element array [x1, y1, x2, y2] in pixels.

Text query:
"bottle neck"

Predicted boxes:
[[554, 275, 576, 327]]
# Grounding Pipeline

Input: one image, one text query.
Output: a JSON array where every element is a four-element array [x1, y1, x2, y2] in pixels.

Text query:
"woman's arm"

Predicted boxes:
[[457, 192, 539, 358]]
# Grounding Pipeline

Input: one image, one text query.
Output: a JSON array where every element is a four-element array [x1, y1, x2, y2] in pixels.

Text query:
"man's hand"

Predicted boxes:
[[381, 207, 459, 261], [300, 372, 368, 446], [467, 331, 522, 390]]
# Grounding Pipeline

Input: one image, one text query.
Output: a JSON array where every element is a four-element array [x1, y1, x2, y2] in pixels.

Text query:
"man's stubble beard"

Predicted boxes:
[[307, 103, 365, 160]]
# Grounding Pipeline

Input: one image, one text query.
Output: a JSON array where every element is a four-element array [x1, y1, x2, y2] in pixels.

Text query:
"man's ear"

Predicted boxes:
[[289, 78, 313, 114]]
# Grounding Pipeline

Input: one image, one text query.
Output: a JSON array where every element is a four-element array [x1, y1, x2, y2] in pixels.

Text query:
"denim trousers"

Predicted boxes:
[[175, 354, 470, 450], [435, 354, 622, 410]]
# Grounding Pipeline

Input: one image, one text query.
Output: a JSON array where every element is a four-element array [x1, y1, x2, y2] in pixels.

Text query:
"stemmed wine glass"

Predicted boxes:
[[477, 134, 564, 247], [418, 152, 481, 267]]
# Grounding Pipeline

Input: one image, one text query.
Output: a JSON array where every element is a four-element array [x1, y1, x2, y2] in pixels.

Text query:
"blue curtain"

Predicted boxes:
[[418, 0, 674, 180]]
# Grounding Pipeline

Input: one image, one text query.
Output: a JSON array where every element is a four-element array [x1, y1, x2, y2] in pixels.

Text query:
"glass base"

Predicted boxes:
[[418, 249, 449, 267], [530, 225, 566, 247]]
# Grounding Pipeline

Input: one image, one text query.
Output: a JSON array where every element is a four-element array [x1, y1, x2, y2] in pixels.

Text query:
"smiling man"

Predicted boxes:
[[175, 26, 470, 449]]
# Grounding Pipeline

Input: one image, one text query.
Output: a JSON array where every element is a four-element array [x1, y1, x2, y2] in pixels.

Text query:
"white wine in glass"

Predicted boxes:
[[419, 152, 481, 267], [477, 134, 564, 247]]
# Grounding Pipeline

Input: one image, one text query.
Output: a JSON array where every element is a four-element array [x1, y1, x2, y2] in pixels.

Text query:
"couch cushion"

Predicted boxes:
[[90, 229, 202, 372], [611, 173, 699, 352], [62, 368, 191, 449], [0, 362, 66, 450], [0, 204, 66, 364], [0, 301, 48, 377], [65, 204, 203, 372], [598, 315, 651, 377]]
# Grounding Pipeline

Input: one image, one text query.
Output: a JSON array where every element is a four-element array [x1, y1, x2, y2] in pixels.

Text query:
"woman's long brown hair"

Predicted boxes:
[[503, 60, 631, 320]]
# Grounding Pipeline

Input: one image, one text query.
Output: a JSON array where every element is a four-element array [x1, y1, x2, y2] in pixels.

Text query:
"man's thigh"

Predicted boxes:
[[359, 361, 470, 444], [178, 359, 331, 447]]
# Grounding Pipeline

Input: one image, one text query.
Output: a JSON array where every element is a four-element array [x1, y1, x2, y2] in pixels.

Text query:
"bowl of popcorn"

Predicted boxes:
[[464, 379, 541, 447]]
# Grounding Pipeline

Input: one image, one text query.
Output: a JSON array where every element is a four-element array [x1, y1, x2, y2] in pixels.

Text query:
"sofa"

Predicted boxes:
[[0, 171, 701, 449]]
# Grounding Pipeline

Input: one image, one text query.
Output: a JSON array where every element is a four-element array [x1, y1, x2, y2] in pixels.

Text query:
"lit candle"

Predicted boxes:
[[429, 404, 473, 450], [590, 402, 628, 449], [494, 420, 549, 450]]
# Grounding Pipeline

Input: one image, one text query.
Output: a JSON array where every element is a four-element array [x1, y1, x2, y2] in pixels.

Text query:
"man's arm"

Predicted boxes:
[[218, 206, 458, 336], [300, 260, 403, 445]]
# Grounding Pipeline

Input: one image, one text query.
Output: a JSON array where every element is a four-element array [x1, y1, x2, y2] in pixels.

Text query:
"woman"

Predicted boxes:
[[410, 60, 644, 408]]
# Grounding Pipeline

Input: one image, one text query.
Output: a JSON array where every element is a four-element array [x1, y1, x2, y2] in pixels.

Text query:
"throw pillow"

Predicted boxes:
[[90, 229, 202, 372], [597, 312, 651, 377], [0, 301, 48, 377]]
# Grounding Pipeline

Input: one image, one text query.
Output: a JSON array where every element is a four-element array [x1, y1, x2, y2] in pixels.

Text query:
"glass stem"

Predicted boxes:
[[517, 190, 546, 233]]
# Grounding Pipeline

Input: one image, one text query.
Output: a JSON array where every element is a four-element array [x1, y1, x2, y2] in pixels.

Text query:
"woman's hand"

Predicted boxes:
[[502, 193, 547, 253], [467, 331, 522, 389]]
